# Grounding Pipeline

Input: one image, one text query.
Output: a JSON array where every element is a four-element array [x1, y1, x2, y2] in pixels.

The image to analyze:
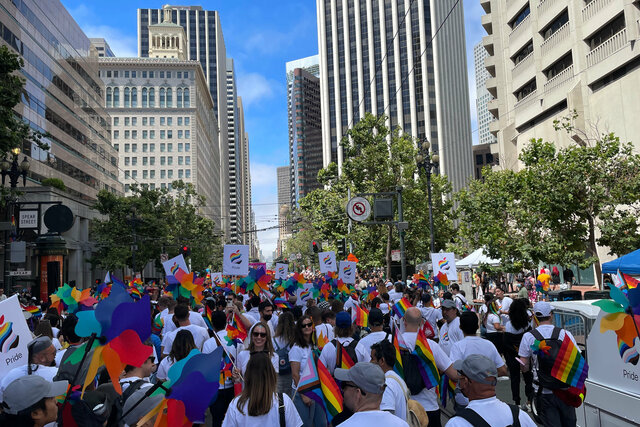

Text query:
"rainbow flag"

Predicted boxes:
[[354, 306, 368, 328], [551, 335, 588, 389], [392, 297, 412, 318], [413, 329, 440, 389], [226, 313, 247, 341], [297, 354, 343, 422], [413, 271, 431, 289], [152, 314, 164, 335], [273, 297, 292, 309], [317, 331, 329, 350], [22, 305, 42, 317], [435, 271, 449, 287], [438, 373, 456, 407], [337, 344, 355, 369], [623, 273, 639, 289], [392, 331, 404, 378], [203, 306, 214, 332]]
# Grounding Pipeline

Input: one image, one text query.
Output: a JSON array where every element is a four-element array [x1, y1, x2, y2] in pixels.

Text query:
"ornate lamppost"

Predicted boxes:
[[415, 140, 439, 254]]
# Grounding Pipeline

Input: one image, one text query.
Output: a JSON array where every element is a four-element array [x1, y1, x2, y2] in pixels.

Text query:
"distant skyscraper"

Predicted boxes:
[[316, 0, 473, 190], [138, 5, 230, 239], [276, 166, 291, 257], [226, 58, 242, 243], [286, 55, 322, 207], [474, 42, 497, 146], [90, 38, 115, 57]]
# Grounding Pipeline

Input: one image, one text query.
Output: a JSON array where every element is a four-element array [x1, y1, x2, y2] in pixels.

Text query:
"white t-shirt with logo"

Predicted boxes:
[[402, 332, 452, 411], [222, 393, 302, 427], [445, 396, 537, 426], [438, 317, 464, 356], [380, 370, 408, 421], [340, 410, 409, 427]]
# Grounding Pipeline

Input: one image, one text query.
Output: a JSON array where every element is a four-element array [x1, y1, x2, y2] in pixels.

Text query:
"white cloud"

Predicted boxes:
[[238, 73, 280, 107], [250, 161, 279, 189], [249, 162, 286, 261]]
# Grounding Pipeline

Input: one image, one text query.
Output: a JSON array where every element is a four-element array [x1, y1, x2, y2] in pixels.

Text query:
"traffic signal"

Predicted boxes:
[[179, 245, 191, 257], [337, 238, 347, 258], [312, 241, 319, 253]]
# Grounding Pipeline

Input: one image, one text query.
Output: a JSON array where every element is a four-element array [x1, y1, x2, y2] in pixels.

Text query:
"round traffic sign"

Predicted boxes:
[[346, 197, 371, 222]]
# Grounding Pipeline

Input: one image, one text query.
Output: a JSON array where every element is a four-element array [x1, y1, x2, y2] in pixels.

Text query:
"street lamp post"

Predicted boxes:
[[127, 206, 138, 277], [415, 139, 439, 254], [0, 148, 30, 294]]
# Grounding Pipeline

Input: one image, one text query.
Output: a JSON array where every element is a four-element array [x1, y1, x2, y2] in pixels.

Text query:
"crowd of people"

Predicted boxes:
[[0, 269, 585, 427]]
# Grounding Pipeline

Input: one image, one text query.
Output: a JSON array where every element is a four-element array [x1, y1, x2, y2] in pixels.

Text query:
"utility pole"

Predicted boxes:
[[397, 186, 406, 282], [347, 188, 353, 253]]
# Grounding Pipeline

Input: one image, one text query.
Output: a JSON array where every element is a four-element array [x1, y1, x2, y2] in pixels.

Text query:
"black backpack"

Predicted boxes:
[[94, 379, 147, 427], [274, 339, 291, 374], [400, 347, 428, 395], [457, 404, 521, 427], [333, 338, 359, 368], [531, 327, 569, 390]]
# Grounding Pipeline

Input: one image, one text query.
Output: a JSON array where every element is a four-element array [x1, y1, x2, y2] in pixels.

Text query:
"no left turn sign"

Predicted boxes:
[[346, 197, 371, 222]]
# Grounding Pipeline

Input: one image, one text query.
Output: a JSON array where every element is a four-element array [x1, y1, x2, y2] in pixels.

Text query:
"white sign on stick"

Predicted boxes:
[[275, 263, 288, 280], [318, 251, 337, 273], [162, 254, 189, 277], [431, 252, 458, 281], [223, 245, 250, 276], [0, 295, 34, 377], [339, 260, 357, 284]]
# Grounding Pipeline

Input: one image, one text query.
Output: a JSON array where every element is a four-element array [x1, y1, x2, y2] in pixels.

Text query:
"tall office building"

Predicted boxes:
[[316, 0, 474, 190], [481, 0, 640, 169], [99, 7, 220, 223], [138, 5, 230, 239], [276, 166, 291, 257], [226, 58, 242, 243], [286, 55, 323, 207], [90, 38, 115, 58], [237, 97, 252, 247], [474, 42, 497, 146]]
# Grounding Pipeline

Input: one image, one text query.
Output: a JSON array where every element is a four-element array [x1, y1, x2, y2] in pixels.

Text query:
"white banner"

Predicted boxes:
[[431, 252, 458, 281], [211, 273, 223, 287], [275, 263, 289, 280], [339, 260, 357, 284], [318, 251, 337, 273], [0, 295, 34, 377], [223, 245, 250, 276], [162, 254, 189, 277], [296, 282, 314, 306]]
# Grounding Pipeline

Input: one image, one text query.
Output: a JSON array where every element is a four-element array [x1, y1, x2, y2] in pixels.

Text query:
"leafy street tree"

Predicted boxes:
[[90, 181, 222, 275]]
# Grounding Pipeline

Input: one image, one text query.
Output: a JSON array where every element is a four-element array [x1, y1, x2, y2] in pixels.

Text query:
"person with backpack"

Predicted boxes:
[[222, 352, 303, 426], [320, 311, 359, 375], [370, 340, 409, 422], [445, 354, 536, 426], [518, 301, 580, 427], [274, 311, 296, 396], [450, 284, 469, 312], [504, 299, 534, 411], [418, 292, 442, 340], [402, 307, 458, 427], [355, 308, 389, 362]]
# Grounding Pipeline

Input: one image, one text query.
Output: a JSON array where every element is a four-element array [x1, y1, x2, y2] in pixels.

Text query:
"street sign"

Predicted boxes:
[[391, 250, 401, 261], [19, 210, 38, 229], [346, 197, 371, 222], [9, 270, 31, 276]]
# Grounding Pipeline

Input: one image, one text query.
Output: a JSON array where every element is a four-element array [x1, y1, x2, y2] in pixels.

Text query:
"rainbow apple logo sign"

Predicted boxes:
[[230, 250, 242, 264], [438, 257, 451, 271], [323, 254, 332, 265], [0, 315, 19, 353], [343, 265, 353, 276]]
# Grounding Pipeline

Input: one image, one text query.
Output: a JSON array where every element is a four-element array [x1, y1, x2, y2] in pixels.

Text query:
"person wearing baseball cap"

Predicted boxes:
[[439, 299, 464, 356], [518, 301, 580, 427], [319, 311, 357, 375], [354, 308, 389, 362], [445, 354, 536, 426], [0, 375, 68, 426], [335, 362, 409, 426]]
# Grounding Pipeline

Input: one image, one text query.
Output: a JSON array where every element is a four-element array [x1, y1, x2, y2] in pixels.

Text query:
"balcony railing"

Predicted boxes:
[[515, 90, 538, 110], [512, 52, 534, 80], [509, 14, 532, 44], [544, 65, 574, 93], [538, 0, 558, 19], [540, 22, 570, 56], [582, 0, 614, 22], [586, 28, 627, 68]]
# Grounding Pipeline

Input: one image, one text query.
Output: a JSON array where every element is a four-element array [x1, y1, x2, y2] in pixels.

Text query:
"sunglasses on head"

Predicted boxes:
[[252, 332, 267, 338], [301, 322, 313, 328]]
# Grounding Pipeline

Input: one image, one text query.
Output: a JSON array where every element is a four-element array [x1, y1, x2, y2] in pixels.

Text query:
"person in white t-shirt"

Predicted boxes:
[[450, 284, 468, 311], [449, 312, 507, 411], [370, 340, 408, 421], [156, 329, 198, 381], [355, 308, 389, 362], [320, 311, 357, 374], [223, 352, 302, 427], [235, 322, 279, 376], [334, 362, 409, 427], [418, 293, 442, 340], [403, 307, 458, 427], [439, 300, 464, 356], [162, 305, 208, 335], [482, 298, 504, 355], [160, 304, 209, 355], [495, 287, 513, 326], [445, 354, 536, 427]]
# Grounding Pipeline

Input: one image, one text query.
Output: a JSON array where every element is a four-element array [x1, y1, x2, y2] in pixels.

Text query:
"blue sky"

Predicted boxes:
[[61, 0, 485, 260]]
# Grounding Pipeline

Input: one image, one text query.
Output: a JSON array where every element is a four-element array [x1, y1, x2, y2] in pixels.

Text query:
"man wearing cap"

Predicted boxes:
[[0, 336, 58, 399], [320, 311, 358, 375], [335, 362, 410, 426], [439, 299, 464, 356], [0, 375, 68, 426], [518, 301, 579, 427], [446, 354, 536, 426], [355, 308, 389, 362]]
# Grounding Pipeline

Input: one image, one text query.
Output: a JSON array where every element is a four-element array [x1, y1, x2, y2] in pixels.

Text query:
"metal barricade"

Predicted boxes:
[[552, 309, 593, 359]]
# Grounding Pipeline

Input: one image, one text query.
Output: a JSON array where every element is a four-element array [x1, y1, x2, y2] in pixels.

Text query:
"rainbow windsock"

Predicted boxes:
[[413, 329, 440, 389], [551, 335, 588, 389], [392, 297, 412, 318]]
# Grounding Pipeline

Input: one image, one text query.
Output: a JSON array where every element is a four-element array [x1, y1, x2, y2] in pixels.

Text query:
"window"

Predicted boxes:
[[113, 88, 120, 107], [167, 143, 173, 152], [168, 157, 173, 165], [142, 88, 148, 107], [166, 71, 171, 78], [160, 130, 166, 139], [178, 117, 182, 125], [132, 131, 137, 139], [150, 170, 155, 179], [184, 117, 190, 125], [166, 88, 173, 107], [142, 117, 147, 126], [125, 117, 130, 126], [149, 130, 155, 139], [160, 117, 165, 125], [132, 118, 137, 126], [514, 78, 537, 101], [124, 87, 130, 107], [131, 157, 137, 166], [143, 143, 148, 152], [124, 130, 130, 139], [167, 117, 172, 126], [184, 143, 190, 151], [178, 169, 183, 178], [544, 53, 573, 80], [178, 130, 183, 138], [167, 130, 173, 139], [161, 170, 166, 179], [125, 171, 130, 179], [132, 71, 136, 78], [513, 42, 533, 66], [106, 87, 113, 107], [142, 71, 147, 78], [113, 130, 119, 139], [124, 157, 130, 166], [161, 156, 166, 165], [542, 10, 569, 40], [160, 88, 166, 107], [124, 71, 130, 78], [143, 130, 148, 139], [124, 143, 130, 152], [143, 157, 148, 165], [185, 156, 190, 165], [178, 156, 183, 165], [114, 143, 119, 151], [168, 170, 173, 178], [160, 71, 165, 78], [177, 71, 182, 78], [131, 87, 137, 107], [185, 130, 190, 138], [587, 14, 625, 50], [143, 170, 148, 179], [125, 184, 130, 192], [183, 88, 190, 107], [132, 144, 138, 153], [177, 88, 183, 107], [150, 157, 155, 165], [178, 143, 183, 152], [149, 88, 155, 107], [160, 143, 166, 152], [149, 71, 154, 78], [150, 143, 155, 152], [132, 170, 137, 179], [149, 117, 155, 125], [114, 71, 119, 78], [161, 183, 166, 190], [106, 70, 112, 78], [113, 117, 119, 126], [510, 5, 530, 29], [185, 169, 191, 178]]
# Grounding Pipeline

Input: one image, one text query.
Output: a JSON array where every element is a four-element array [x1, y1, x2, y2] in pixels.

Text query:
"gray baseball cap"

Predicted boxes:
[[334, 362, 385, 394], [122, 386, 164, 426], [441, 299, 457, 309], [453, 354, 498, 386], [2, 375, 68, 414]]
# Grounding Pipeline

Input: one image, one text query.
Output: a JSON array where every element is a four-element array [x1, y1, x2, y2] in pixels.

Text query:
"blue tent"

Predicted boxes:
[[601, 248, 640, 275]]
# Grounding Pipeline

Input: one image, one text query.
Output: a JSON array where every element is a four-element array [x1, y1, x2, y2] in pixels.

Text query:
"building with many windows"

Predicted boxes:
[[226, 58, 243, 243], [276, 165, 291, 258], [316, 0, 474, 191], [481, 0, 640, 169], [99, 9, 220, 223], [474, 42, 497, 146], [138, 5, 230, 239], [90, 38, 115, 58], [286, 55, 323, 207]]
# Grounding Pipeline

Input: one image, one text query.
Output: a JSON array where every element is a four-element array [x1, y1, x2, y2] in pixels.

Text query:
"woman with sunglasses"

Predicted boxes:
[[235, 322, 279, 379], [289, 315, 325, 427], [222, 352, 302, 426]]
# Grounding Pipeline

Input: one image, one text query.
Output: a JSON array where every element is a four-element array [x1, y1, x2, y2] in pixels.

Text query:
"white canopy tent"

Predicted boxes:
[[456, 248, 501, 269]]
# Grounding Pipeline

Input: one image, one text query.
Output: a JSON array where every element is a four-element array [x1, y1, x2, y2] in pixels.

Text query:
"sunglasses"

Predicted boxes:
[[301, 322, 313, 328], [341, 382, 366, 395], [252, 332, 267, 338]]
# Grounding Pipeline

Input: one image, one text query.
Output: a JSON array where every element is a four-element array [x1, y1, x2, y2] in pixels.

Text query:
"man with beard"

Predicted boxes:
[[0, 336, 58, 400]]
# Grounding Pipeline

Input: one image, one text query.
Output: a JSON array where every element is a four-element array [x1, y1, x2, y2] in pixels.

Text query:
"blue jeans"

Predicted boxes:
[[293, 392, 327, 426]]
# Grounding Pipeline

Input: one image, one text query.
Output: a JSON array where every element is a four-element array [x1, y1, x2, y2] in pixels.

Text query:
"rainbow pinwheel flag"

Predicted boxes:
[[551, 335, 588, 389], [392, 297, 412, 318], [413, 329, 440, 389], [317, 331, 329, 350], [297, 354, 343, 422]]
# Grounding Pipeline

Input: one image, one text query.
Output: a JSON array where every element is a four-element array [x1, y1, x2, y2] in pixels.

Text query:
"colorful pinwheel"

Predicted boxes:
[[50, 284, 98, 314]]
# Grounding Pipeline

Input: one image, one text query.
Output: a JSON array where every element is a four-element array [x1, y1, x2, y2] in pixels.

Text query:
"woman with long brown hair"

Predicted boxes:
[[274, 311, 296, 396], [222, 352, 302, 426], [156, 329, 196, 382], [235, 322, 279, 378]]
